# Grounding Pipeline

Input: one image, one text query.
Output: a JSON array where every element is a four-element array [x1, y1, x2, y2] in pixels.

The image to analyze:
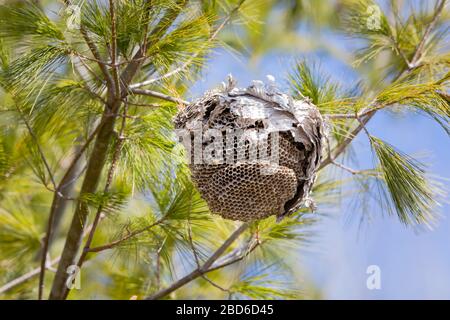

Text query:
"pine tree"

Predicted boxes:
[[0, 0, 448, 300]]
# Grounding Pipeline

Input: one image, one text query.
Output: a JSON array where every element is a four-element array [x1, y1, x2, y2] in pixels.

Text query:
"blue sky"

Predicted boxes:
[[190, 42, 450, 298]]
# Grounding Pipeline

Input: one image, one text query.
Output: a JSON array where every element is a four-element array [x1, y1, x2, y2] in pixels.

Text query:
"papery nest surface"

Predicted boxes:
[[175, 75, 324, 221]]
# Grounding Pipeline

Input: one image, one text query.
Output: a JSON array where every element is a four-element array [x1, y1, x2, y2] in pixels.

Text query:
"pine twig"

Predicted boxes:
[[85, 217, 166, 253], [12, 100, 60, 300], [186, 217, 232, 295], [130, 0, 247, 89], [0, 257, 61, 295], [207, 237, 260, 272], [409, 0, 447, 69], [325, 104, 383, 119], [146, 222, 249, 300], [120, 0, 185, 97], [0, 219, 99, 295], [319, 0, 447, 171], [109, 0, 120, 99], [324, 134, 379, 176], [49, 0, 157, 299], [131, 88, 189, 105]]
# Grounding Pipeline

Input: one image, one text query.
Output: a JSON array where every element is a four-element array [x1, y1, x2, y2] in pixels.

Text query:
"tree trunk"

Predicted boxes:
[[49, 110, 117, 300]]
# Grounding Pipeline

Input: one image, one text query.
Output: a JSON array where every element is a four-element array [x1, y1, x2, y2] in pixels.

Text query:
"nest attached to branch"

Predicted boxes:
[[174, 75, 324, 222]]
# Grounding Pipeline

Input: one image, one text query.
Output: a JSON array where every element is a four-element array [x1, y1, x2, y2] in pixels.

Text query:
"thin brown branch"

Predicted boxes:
[[320, 0, 447, 171], [1, 218, 99, 295], [12, 100, 60, 300], [120, 0, 185, 97], [146, 222, 249, 300], [38, 121, 103, 299], [323, 134, 379, 176], [130, 0, 247, 89], [63, 1, 114, 100], [131, 88, 189, 105], [319, 108, 376, 171], [325, 104, 383, 119], [86, 217, 166, 253], [109, 0, 120, 99], [70, 56, 107, 104], [410, 0, 447, 68], [14, 104, 57, 191], [79, 28, 115, 96], [0, 257, 61, 295], [186, 217, 232, 295], [207, 237, 260, 273]]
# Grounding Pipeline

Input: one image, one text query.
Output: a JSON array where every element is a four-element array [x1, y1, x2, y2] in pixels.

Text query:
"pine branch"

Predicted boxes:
[[109, 0, 120, 99], [12, 97, 60, 300], [186, 210, 232, 295], [120, 0, 186, 95], [207, 238, 260, 272], [79, 27, 114, 99], [130, 0, 247, 89], [409, 0, 447, 69], [48, 110, 118, 300], [63, 0, 116, 101], [325, 104, 383, 119], [1, 218, 101, 295], [62, 102, 129, 299], [85, 217, 166, 253], [0, 257, 60, 295], [48, 1, 180, 299], [319, 0, 447, 170], [324, 135, 379, 176], [38, 121, 103, 300], [14, 103, 57, 191], [146, 222, 249, 300], [130, 88, 189, 105]]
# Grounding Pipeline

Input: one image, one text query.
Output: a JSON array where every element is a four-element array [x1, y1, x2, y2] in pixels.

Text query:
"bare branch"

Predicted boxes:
[[120, 0, 186, 96], [207, 237, 260, 272], [86, 217, 166, 253], [131, 88, 189, 105], [130, 0, 247, 89], [79, 29, 115, 95], [109, 0, 120, 99], [186, 217, 232, 295], [146, 222, 249, 300], [325, 104, 383, 119], [410, 0, 447, 68], [13, 96, 60, 300], [0, 257, 61, 295], [319, 108, 376, 170], [323, 134, 379, 176], [0, 218, 99, 295]]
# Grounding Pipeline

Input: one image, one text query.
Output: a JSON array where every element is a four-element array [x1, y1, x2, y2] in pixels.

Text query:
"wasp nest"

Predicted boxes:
[[174, 75, 324, 221]]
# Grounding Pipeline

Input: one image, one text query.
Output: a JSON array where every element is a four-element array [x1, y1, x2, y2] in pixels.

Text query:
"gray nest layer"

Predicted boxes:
[[174, 76, 324, 221]]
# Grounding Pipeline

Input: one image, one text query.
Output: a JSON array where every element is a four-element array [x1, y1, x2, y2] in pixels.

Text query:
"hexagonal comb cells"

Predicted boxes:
[[174, 75, 324, 221]]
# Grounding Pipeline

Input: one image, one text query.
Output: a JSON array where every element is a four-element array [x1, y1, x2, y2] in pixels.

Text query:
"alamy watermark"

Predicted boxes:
[[175, 127, 280, 174], [366, 265, 381, 290], [66, 265, 81, 290], [366, 5, 382, 31]]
